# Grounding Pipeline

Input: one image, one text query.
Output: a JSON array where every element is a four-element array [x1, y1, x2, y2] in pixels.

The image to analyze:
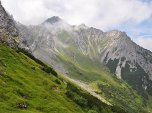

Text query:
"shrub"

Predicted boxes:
[[42, 65, 58, 77], [66, 90, 88, 107], [54, 79, 61, 85]]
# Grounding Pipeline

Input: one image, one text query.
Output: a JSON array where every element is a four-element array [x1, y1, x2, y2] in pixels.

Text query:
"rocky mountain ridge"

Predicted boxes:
[[17, 16, 152, 96]]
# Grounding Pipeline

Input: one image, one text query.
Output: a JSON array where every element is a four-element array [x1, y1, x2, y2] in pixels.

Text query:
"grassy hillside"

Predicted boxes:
[[0, 44, 128, 113], [0, 44, 86, 113]]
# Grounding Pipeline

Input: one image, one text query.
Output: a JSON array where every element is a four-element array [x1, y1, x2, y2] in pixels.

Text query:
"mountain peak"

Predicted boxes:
[[78, 24, 89, 29], [44, 16, 63, 24], [108, 30, 126, 36], [106, 30, 130, 41]]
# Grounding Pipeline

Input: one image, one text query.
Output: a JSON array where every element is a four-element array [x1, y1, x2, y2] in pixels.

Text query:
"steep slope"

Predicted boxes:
[[0, 3, 130, 113], [17, 17, 152, 113]]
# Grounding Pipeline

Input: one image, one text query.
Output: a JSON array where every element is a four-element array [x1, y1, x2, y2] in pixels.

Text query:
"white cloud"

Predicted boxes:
[[1, 0, 152, 30]]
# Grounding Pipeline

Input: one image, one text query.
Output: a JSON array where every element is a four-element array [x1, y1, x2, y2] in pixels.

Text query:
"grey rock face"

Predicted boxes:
[[0, 2, 19, 48]]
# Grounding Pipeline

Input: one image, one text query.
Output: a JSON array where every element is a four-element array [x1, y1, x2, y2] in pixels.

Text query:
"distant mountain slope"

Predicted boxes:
[[18, 16, 152, 98]]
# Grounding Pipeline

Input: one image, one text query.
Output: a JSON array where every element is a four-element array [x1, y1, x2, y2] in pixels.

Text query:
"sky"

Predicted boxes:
[[1, 0, 152, 51]]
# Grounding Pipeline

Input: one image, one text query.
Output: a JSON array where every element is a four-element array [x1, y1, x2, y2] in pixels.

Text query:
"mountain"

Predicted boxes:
[[17, 16, 152, 112], [0, 3, 129, 113], [18, 16, 152, 95]]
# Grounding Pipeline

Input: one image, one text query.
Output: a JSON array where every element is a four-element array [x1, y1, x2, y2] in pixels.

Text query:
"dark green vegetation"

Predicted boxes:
[[105, 57, 152, 106], [0, 44, 126, 113], [106, 59, 119, 74], [106, 58, 152, 99], [121, 62, 152, 103], [94, 81, 146, 113], [66, 82, 127, 113]]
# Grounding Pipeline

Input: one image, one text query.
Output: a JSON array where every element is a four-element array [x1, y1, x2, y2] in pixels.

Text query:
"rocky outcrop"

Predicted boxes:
[[0, 1, 19, 48]]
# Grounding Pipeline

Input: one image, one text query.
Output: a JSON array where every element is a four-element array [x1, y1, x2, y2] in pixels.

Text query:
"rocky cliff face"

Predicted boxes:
[[0, 1, 19, 48], [99, 30, 152, 95], [17, 16, 152, 96]]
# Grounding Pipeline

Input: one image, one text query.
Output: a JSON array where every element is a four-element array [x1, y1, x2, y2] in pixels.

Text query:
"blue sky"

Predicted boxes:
[[1, 0, 152, 51], [112, 9, 152, 51]]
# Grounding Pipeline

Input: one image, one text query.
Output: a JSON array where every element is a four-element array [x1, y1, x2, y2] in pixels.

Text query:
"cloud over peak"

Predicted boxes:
[[1, 0, 152, 29]]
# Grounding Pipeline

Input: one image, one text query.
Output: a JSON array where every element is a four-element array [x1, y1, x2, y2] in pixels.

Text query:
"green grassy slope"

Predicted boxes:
[[0, 44, 85, 113], [0, 44, 127, 113]]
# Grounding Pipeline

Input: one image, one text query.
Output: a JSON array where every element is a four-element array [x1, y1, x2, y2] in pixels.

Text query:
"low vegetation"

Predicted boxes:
[[66, 82, 127, 113]]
